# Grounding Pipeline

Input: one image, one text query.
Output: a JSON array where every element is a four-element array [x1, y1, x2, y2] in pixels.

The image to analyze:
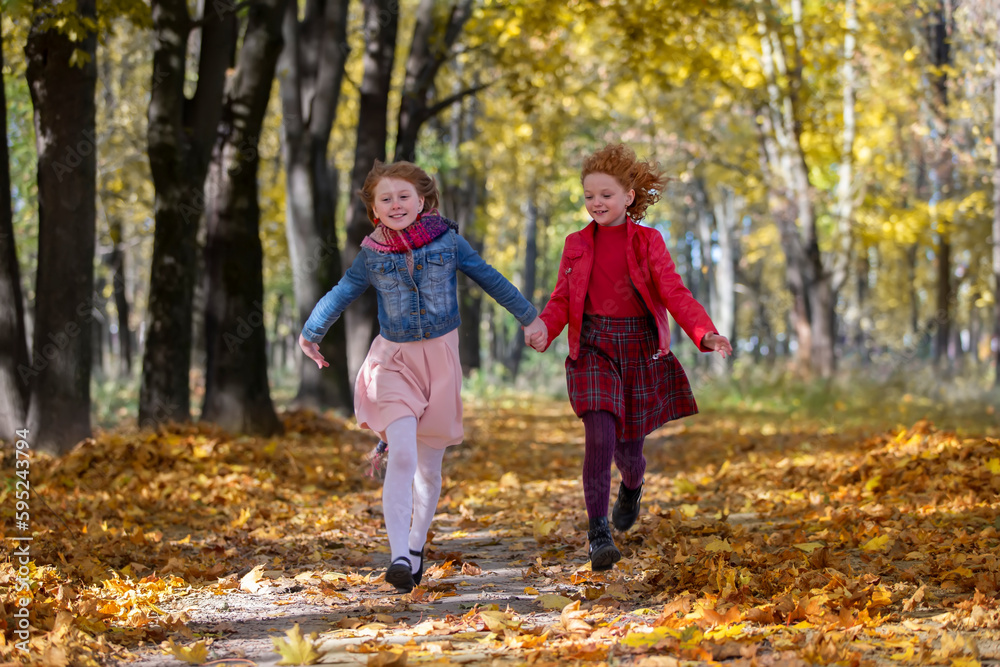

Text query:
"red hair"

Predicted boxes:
[[358, 160, 440, 225], [581, 144, 668, 222]]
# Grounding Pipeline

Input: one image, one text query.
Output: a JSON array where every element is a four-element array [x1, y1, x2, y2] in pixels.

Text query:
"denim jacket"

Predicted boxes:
[[302, 229, 538, 344]]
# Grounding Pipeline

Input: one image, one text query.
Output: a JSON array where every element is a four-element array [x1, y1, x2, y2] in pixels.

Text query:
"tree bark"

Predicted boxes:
[[711, 185, 740, 376], [140, 0, 236, 426], [23, 0, 98, 454], [927, 0, 954, 368], [0, 19, 30, 438], [343, 0, 399, 379], [107, 220, 133, 375], [279, 0, 352, 411], [200, 0, 287, 435], [501, 184, 537, 379], [994, 19, 1000, 387], [394, 0, 474, 163]]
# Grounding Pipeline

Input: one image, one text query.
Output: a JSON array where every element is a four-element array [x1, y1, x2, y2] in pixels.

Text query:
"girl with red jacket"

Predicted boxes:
[[527, 144, 732, 570]]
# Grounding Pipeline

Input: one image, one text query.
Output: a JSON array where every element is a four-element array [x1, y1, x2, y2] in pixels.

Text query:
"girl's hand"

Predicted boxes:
[[702, 333, 732, 358], [523, 317, 547, 351], [298, 333, 329, 369]]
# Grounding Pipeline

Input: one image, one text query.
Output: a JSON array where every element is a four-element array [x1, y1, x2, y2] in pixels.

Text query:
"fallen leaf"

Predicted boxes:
[[164, 639, 208, 665], [537, 593, 575, 610], [272, 623, 325, 665]]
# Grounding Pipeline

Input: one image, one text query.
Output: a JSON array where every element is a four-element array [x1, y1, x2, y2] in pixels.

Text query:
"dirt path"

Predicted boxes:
[[117, 509, 614, 666]]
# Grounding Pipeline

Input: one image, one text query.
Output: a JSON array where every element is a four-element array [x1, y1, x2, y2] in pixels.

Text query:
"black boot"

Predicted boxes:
[[612, 480, 644, 531], [588, 517, 621, 571]]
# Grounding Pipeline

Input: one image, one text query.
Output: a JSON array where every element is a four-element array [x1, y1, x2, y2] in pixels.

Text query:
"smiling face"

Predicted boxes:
[[583, 172, 634, 227], [373, 177, 425, 231]]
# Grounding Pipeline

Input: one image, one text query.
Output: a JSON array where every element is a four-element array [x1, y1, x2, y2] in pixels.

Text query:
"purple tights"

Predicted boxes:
[[581, 410, 645, 520]]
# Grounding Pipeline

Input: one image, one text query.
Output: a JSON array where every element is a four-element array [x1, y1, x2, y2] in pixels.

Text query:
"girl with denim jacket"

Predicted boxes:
[[300, 160, 546, 593], [526, 144, 732, 571]]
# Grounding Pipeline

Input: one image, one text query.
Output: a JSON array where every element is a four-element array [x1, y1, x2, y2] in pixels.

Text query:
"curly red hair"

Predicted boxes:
[[581, 143, 668, 222], [358, 160, 440, 225]]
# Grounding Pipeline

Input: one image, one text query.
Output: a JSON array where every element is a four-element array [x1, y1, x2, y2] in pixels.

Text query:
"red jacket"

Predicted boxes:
[[540, 219, 717, 360]]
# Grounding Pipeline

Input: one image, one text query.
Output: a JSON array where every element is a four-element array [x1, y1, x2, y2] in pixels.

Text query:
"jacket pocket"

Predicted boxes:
[[368, 259, 400, 291], [424, 250, 456, 285]]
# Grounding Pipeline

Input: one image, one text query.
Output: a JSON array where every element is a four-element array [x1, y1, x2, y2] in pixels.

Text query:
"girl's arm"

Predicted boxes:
[[536, 240, 573, 352], [456, 235, 538, 326], [301, 251, 371, 343], [648, 233, 717, 351]]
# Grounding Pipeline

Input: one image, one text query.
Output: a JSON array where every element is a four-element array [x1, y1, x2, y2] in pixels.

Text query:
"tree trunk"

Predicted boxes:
[[994, 21, 1000, 387], [23, 0, 98, 454], [501, 185, 538, 379], [140, 0, 236, 426], [201, 0, 286, 435], [394, 0, 475, 163], [0, 18, 30, 438], [711, 185, 740, 376], [279, 0, 352, 412], [927, 0, 954, 368], [107, 222, 133, 375], [343, 0, 398, 379], [435, 81, 484, 375]]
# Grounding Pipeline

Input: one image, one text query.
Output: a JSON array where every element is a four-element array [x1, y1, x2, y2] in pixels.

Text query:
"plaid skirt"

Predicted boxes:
[[566, 315, 698, 440]]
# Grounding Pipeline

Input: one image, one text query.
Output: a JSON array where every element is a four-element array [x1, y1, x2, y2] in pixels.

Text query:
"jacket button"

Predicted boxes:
[[424, 332, 431, 338], [416, 264, 423, 270], [411, 287, 416, 292], [420, 309, 426, 315]]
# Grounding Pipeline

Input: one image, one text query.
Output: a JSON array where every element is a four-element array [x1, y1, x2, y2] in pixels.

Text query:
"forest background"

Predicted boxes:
[[1, 0, 999, 452]]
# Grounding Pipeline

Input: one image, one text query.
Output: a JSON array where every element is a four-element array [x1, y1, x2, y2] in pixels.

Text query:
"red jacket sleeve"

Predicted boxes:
[[648, 232, 717, 351], [538, 239, 574, 352]]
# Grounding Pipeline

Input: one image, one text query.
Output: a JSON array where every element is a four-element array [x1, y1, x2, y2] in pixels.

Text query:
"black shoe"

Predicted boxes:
[[409, 546, 425, 586], [588, 517, 621, 571], [612, 480, 644, 532], [386, 556, 414, 593]]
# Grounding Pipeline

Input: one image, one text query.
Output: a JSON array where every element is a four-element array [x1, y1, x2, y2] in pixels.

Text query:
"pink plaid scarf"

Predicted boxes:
[[362, 210, 456, 255]]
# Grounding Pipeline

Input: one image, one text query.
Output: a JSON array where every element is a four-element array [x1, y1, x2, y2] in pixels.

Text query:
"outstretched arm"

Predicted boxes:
[[457, 234, 538, 326], [299, 251, 371, 362]]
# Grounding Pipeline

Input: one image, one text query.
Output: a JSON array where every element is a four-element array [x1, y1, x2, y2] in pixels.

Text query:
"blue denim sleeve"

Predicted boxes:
[[456, 234, 538, 326], [301, 251, 371, 343]]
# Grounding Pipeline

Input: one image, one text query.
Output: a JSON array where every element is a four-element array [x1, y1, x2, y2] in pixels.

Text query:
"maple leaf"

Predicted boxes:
[[164, 638, 208, 664], [558, 600, 593, 634], [861, 535, 891, 552], [704, 538, 733, 553], [272, 624, 326, 665], [367, 648, 408, 666], [240, 564, 267, 593], [537, 593, 575, 610]]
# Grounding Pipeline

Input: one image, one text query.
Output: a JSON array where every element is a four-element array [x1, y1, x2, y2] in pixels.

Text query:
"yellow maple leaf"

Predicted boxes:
[[621, 626, 676, 648], [537, 594, 575, 610], [368, 648, 408, 667], [164, 638, 208, 665], [704, 538, 733, 553], [272, 623, 325, 665], [524, 586, 539, 595], [793, 542, 825, 553], [861, 535, 891, 552], [985, 458, 1000, 474]]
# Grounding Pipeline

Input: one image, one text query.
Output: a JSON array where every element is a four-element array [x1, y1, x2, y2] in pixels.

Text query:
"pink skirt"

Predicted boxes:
[[354, 329, 464, 449]]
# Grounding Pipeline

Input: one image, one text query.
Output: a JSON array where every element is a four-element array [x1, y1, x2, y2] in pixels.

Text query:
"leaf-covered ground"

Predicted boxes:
[[2, 397, 1000, 666]]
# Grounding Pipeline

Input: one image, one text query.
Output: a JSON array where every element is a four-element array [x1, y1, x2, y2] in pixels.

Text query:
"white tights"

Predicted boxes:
[[382, 416, 445, 574]]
